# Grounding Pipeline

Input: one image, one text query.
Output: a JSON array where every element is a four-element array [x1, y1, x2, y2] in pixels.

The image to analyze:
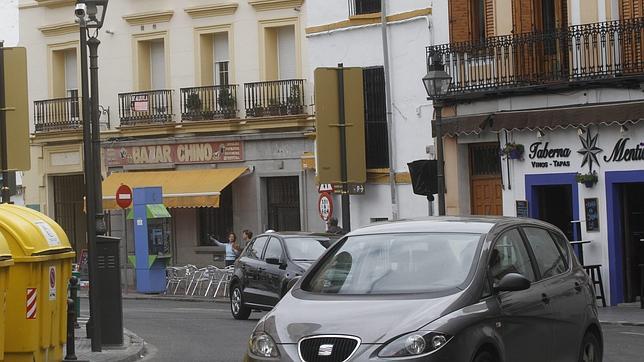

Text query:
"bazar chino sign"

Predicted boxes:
[[105, 141, 243, 167]]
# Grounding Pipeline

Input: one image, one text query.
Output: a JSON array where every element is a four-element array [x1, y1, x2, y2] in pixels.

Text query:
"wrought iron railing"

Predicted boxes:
[[118, 89, 173, 126], [180, 85, 238, 121], [426, 17, 644, 95], [244, 79, 305, 117], [34, 96, 82, 132], [349, 0, 381, 16]]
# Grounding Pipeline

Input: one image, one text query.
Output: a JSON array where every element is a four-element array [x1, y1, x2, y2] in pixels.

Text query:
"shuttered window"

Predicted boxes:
[[620, 0, 644, 19], [363, 67, 389, 169], [449, 0, 495, 43], [449, 0, 472, 42], [485, 0, 495, 38], [512, 0, 536, 34]]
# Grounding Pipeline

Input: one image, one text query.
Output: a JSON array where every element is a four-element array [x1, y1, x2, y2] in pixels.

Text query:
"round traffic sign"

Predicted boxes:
[[116, 184, 133, 209], [318, 192, 333, 222]]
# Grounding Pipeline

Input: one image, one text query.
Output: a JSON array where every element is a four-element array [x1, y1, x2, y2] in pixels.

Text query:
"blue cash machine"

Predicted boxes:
[[129, 187, 172, 293]]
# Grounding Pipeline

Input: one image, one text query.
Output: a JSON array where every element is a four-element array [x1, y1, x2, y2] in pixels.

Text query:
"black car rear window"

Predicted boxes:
[[284, 237, 328, 261]]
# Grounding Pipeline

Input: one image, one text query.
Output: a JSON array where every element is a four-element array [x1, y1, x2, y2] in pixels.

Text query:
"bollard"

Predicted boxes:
[[63, 298, 77, 361], [69, 276, 80, 328]]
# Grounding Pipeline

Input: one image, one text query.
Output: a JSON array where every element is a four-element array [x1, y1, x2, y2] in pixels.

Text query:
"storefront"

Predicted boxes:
[[101, 133, 320, 268], [441, 100, 644, 305]]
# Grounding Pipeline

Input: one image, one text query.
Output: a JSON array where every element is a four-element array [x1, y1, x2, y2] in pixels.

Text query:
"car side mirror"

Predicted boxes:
[[493, 273, 531, 293]]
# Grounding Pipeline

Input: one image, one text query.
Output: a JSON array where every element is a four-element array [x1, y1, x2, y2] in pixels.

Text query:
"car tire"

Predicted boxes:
[[230, 285, 251, 320], [473, 350, 497, 362], [578, 331, 602, 362]]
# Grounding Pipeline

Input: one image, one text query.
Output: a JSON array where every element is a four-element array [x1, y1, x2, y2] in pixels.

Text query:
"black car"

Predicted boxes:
[[229, 232, 337, 319], [245, 217, 602, 362]]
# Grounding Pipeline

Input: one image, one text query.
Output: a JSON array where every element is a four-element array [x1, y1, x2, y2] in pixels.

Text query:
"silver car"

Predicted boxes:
[[244, 217, 602, 362]]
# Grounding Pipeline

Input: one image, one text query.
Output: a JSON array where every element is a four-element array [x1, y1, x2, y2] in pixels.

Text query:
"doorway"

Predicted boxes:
[[266, 176, 301, 231], [469, 143, 503, 215], [52, 174, 87, 254], [619, 183, 644, 303], [533, 184, 574, 240]]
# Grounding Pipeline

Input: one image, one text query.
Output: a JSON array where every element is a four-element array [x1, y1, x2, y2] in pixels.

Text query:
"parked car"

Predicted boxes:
[[244, 217, 603, 362], [230, 232, 337, 319]]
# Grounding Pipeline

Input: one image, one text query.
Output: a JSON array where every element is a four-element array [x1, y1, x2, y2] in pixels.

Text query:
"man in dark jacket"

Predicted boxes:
[[326, 217, 345, 235]]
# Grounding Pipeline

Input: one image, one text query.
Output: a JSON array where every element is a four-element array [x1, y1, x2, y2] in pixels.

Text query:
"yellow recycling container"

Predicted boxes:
[[0, 205, 75, 362], [0, 231, 14, 361]]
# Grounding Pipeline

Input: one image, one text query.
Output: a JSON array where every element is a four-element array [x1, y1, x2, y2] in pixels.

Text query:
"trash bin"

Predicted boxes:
[[0, 204, 75, 362], [0, 231, 14, 361]]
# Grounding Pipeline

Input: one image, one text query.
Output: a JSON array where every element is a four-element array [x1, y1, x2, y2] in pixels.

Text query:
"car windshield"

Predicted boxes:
[[303, 233, 481, 295], [284, 237, 329, 260]]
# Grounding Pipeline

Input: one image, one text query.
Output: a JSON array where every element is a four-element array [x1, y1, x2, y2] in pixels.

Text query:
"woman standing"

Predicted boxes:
[[209, 232, 240, 267]]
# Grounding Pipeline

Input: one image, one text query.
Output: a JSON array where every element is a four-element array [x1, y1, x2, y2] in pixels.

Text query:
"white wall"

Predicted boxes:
[[0, 0, 19, 46]]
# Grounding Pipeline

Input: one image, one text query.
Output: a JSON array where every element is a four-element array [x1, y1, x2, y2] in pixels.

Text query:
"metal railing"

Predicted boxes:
[[118, 89, 173, 126], [349, 0, 381, 16], [426, 17, 644, 95], [244, 79, 305, 117], [34, 96, 82, 132], [180, 85, 238, 121]]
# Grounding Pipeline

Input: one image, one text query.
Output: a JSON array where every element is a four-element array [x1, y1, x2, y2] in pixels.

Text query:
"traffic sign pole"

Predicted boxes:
[[115, 185, 132, 292], [337, 64, 351, 233]]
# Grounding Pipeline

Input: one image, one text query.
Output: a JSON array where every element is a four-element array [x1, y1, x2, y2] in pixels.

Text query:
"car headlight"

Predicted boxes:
[[248, 332, 280, 359], [378, 331, 452, 358]]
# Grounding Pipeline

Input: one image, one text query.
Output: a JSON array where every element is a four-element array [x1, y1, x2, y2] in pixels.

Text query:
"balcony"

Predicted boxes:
[[244, 79, 305, 117], [180, 85, 239, 121], [34, 96, 82, 133], [118, 89, 173, 126], [426, 17, 644, 97]]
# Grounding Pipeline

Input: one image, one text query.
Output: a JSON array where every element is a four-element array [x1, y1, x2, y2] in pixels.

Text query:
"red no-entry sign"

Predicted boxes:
[[116, 184, 133, 209]]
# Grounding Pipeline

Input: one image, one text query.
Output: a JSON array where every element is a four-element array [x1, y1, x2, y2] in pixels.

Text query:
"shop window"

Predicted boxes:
[[350, 0, 381, 16], [198, 186, 233, 246], [363, 67, 389, 169]]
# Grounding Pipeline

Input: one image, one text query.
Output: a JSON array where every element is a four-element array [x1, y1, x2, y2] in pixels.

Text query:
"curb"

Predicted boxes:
[[114, 329, 147, 362], [80, 294, 229, 304]]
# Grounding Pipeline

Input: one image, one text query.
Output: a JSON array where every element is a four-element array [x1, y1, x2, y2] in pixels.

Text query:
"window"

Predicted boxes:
[[134, 34, 167, 91], [489, 229, 536, 283], [247, 236, 269, 259], [263, 238, 284, 261], [264, 25, 296, 80], [350, 0, 381, 16], [472, 0, 486, 43], [213, 32, 230, 85], [363, 67, 389, 169], [149, 39, 165, 89], [523, 227, 568, 278], [198, 186, 233, 246], [549, 231, 572, 266], [51, 47, 78, 98], [283, 237, 327, 260]]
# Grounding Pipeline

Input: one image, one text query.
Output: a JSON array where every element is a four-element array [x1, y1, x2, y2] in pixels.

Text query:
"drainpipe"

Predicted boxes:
[[381, 0, 399, 221]]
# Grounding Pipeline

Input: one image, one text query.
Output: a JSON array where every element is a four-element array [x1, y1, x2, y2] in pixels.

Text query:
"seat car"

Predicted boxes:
[[244, 217, 602, 362], [230, 232, 336, 319]]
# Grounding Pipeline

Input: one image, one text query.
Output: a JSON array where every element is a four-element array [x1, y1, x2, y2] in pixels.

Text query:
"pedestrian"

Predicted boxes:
[[326, 217, 345, 235], [240, 229, 253, 250], [209, 232, 240, 267]]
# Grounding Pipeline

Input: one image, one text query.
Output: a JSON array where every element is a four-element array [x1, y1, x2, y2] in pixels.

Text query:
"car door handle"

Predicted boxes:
[[541, 293, 550, 305], [574, 282, 583, 293]]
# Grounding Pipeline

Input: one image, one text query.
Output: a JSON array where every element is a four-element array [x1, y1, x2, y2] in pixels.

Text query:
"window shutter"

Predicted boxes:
[[620, 0, 644, 19], [512, 0, 535, 34], [449, 0, 472, 43], [485, 0, 495, 38]]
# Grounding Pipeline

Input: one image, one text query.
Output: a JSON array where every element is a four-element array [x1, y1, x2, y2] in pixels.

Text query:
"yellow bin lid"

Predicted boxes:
[[0, 204, 73, 258], [0, 231, 12, 264]]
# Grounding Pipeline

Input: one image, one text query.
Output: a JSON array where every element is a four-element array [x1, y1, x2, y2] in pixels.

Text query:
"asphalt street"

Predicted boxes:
[[85, 299, 644, 361]]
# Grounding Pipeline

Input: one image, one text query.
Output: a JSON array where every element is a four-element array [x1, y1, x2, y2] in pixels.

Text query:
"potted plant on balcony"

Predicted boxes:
[[217, 87, 236, 119], [287, 84, 303, 115], [268, 98, 286, 116], [185, 93, 203, 121], [576, 171, 598, 188], [499, 143, 525, 160]]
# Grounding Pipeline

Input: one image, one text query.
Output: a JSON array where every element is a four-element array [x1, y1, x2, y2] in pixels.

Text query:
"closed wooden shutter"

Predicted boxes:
[[485, 0, 495, 37], [620, 0, 644, 19], [512, 0, 535, 34], [449, 0, 472, 43]]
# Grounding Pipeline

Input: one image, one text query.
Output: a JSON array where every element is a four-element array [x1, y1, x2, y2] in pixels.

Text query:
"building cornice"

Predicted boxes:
[[21, 0, 75, 9], [38, 21, 79, 37], [184, 2, 239, 19], [248, 0, 303, 12], [306, 7, 432, 34], [123, 10, 174, 26]]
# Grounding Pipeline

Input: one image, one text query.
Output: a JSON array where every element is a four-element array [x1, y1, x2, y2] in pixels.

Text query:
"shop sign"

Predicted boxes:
[[131, 94, 149, 112], [603, 138, 644, 163], [528, 142, 572, 168], [584, 198, 599, 232], [105, 141, 244, 167]]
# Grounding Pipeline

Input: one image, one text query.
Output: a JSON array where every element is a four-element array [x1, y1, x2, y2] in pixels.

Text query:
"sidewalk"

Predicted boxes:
[[65, 318, 146, 362], [598, 303, 644, 326], [79, 289, 229, 304]]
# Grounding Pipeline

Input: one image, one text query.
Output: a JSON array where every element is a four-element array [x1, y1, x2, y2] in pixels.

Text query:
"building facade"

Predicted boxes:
[[431, 0, 644, 305], [305, 0, 435, 226], [19, 0, 322, 269]]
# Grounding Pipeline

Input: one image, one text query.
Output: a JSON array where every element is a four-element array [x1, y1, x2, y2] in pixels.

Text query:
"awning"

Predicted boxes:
[[102, 167, 248, 209], [126, 204, 171, 219], [434, 101, 644, 136]]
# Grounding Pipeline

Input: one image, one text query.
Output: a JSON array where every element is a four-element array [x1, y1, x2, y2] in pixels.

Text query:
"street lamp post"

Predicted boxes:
[[423, 53, 452, 216], [76, 0, 108, 352]]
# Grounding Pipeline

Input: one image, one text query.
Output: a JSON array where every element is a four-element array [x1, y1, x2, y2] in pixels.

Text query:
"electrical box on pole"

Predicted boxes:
[[1, 47, 30, 171]]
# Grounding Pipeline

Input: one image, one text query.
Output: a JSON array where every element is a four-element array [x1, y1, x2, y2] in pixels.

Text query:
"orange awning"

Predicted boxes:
[[102, 167, 248, 209]]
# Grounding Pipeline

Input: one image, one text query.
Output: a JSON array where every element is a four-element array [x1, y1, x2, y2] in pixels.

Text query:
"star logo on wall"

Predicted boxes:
[[577, 129, 603, 173]]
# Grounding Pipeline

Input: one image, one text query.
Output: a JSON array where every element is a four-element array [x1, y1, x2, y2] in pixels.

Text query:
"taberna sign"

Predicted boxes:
[[528, 142, 572, 168], [604, 138, 644, 162]]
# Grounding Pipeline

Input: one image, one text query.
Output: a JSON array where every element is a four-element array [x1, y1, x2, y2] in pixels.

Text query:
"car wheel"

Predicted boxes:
[[473, 350, 497, 362], [579, 331, 602, 362], [230, 285, 251, 320]]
